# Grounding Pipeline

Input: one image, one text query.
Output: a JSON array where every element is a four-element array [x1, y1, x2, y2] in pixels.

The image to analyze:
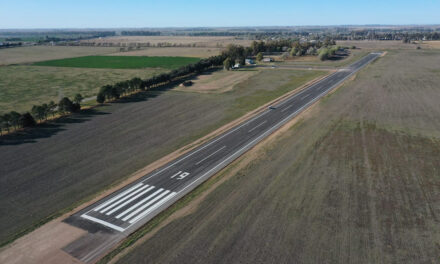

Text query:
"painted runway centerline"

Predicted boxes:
[[248, 120, 267, 133], [195, 146, 226, 165], [68, 53, 381, 241]]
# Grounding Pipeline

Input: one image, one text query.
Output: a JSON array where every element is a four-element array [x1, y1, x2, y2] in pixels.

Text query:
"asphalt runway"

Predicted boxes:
[[64, 52, 381, 263]]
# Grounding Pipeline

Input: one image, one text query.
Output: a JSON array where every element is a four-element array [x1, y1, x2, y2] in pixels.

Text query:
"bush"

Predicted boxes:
[[97, 92, 105, 103], [20, 112, 36, 127], [318, 48, 329, 61], [58, 97, 75, 113]]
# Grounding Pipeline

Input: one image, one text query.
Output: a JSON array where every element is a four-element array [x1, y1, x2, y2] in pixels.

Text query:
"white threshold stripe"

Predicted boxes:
[[101, 184, 151, 213], [116, 188, 164, 219], [195, 146, 226, 165], [129, 192, 177, 224], [122, 190, 170, 221], [80, 214, 124, 232], [106, 186, 155, 215], [93, 183, 143, 212], [81, 53, 380, 233], [248, 120, 267, 133]]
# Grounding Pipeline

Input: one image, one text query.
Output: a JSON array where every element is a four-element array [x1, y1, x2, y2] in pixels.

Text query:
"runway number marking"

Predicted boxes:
[[171, 171, 190, 180]]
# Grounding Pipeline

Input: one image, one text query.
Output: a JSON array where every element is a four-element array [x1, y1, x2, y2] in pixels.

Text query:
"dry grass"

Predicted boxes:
[[0, 67, 324, 247], [0, 46, 118, 65], [116, 48, 440, 263], [80, 36, 253, 48], [0, 65, 165, 113], [418, 41, 440, 49], [174, 69, 258, 93], [337, 40, 415, 50], [109, 47, 221, 58]]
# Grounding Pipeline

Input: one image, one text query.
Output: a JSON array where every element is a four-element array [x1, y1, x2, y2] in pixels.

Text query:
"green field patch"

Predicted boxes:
[[33, 56, 200, 69]]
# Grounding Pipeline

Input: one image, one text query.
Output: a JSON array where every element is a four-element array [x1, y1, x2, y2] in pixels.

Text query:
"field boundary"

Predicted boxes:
[[0, 69, 331, 249]]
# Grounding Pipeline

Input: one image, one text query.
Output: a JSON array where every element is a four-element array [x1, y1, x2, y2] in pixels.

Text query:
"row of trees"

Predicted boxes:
[[96, 55, 226, 103], [0, 95, 83, 135]]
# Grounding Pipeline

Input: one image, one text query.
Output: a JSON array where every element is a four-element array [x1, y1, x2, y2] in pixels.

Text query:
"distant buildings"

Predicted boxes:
[[245, 58, 255, 65]]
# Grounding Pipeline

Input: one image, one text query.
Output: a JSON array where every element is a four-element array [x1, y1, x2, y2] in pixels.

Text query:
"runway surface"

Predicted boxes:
[[64, 52, 381, 262]]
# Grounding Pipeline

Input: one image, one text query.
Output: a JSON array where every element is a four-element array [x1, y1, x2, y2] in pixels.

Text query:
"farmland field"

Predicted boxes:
[[115, 48, 440, 263], [33, 55, 200, 69], [0, 66, 165, 113], [0, 46, 118, 65], [0, 68, 324, 246], [110, 47, 221, 58], [80, 35, 253, 47]]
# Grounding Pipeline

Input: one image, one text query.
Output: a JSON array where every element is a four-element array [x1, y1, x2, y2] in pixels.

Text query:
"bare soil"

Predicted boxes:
[[174, 70, 258, 93], [115, 48, 440, 263], [0, 46, 118, 65], [0, 67, 324, 247]]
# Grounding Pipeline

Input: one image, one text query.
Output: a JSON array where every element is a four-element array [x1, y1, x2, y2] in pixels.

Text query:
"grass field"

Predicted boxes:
[[33, 55, 200, 69], [0, 66, 165, 113], [110, 47, 221, 58], [114, 48, 440, 263], [0, 68, 324, 246], [0, 46, 118, 65], [80, 36, 253, 47]]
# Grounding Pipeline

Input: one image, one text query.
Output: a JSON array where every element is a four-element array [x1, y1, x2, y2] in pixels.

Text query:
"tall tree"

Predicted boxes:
[[9, 111, 21, 129], [73, 94, 84, 105]]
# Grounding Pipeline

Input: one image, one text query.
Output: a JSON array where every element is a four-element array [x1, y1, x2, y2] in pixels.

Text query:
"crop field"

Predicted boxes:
[[33, 55, 200, 69], [110, 47, 221, 58], [0, 66, 165, 113], [80, 35, 253, 47], [115, 48, 440, 263], [0, 46, 118, 65], [0, 68, 324, 246]]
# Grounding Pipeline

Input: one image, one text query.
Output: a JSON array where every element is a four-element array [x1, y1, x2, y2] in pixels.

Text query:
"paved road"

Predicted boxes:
[[64, 52, 381, 263]]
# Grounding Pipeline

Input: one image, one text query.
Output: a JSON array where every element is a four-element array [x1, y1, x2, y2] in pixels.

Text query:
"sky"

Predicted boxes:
[[0, 0, 439, 29]]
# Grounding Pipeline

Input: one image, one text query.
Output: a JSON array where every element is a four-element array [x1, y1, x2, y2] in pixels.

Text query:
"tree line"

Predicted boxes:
[[96, 55, 226, 103], [0, 94, 83, 135]]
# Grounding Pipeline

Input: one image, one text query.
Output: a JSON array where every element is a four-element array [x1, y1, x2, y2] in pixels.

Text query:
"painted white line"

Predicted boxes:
[[81, 53, 380, 233], [301, 94, 311, 100], [80, 214, 124, 232], [93, 183, 143, 212], [122, 190, 170, 221], [100, 184, 151, 213], [248, 120, 267, 133], [106, 186, 155, 215], [281, 104, 294, 113], [129, 192, 177, 224], [170, 171, 182, 179], [116, 188, 164, 219], [195, 146, 226, 165], [177, 54, 381, 198], [138, 110, 271, 184]]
